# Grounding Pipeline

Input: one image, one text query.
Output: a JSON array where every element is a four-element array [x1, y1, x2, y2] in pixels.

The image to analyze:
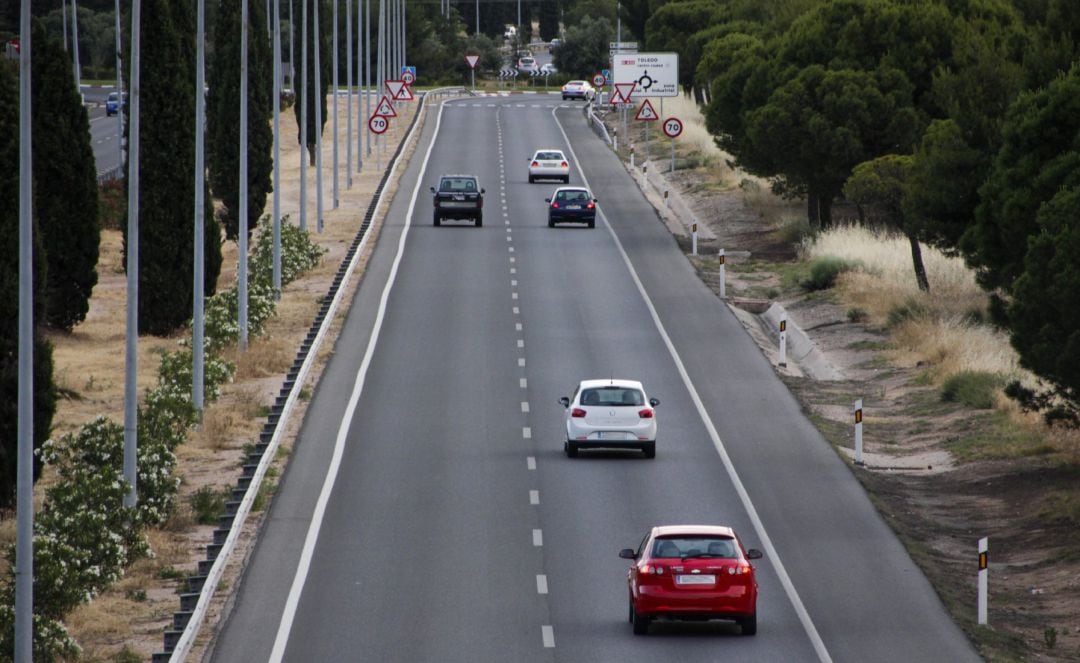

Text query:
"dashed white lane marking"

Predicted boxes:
[[520, 377, 527, 388], [529, 490, 539, 505], [536, 574, 548, 593], [521, 402, 530, 413], [523, 426, 532, 439], [510, 267, 516, 274], [527, 456, 536, 470], [516, 322, 522, 331], [541, 625, 555, 648], [517, 339, 524, 348], [511, 279, 518, 286], [512, 292, 518, 300], [513, 308, 520, 316], [518, 357, 525, 367], [510, 256, 516, 263], [506, 236, 512, 242], [509, 246, 515, 253], [532, 529, 543, 546]]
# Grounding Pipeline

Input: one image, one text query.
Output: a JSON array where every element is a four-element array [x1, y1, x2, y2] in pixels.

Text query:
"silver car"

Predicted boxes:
[[560, 379, 659, 458]]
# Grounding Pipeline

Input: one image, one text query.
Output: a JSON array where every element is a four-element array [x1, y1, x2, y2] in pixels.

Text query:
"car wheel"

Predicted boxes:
[[548, 218, 556, 228], [628, 597, 634, 623], [631, 604, 651, 635], [475, 213, 483, 227], [738, 614, 757, 635], [562, 95, 567, 100], [563, 175, 570, 183], [433, 212, 441, 227], [528, 175, 534, 183], [642, 442, 656, 459], [587, 219, 595, 229], [564, 441, 578, 458]]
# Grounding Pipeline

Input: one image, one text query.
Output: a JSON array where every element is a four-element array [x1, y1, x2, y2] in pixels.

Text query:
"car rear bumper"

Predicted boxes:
[[548, 211, 595, 224], [635, 586, 755, 618]]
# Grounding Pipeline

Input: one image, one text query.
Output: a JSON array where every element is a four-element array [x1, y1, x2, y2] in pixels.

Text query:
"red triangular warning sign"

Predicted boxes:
[[635, 98, 659, 121], [386, 80, 405, 100], [374, 95, 397, 117], [394, 84, 414, 101], [614, 83, 636, 104]]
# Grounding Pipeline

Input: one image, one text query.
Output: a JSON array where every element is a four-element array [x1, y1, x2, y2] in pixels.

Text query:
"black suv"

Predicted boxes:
[[431, 175, 485, 227]]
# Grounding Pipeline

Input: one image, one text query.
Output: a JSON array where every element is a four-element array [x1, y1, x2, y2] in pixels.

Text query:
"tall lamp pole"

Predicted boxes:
[[273, 0, 282, 294], [193, 0, 206, 413]]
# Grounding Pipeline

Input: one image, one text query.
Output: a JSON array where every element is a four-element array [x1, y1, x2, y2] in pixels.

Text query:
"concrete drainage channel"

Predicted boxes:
[[152, 87, 462, 663]]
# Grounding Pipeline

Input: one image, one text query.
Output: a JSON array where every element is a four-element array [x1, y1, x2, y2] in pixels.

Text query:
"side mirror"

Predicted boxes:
[[559, 397, 570, 408], [480, 188, 486, 194], [429, 186, 435, 193], [649, 398, 659, 407], [746, 549, 763, 560], [545, 198, 551, 203], [619, 548, 637, 560], [593, 198, 599, 203]]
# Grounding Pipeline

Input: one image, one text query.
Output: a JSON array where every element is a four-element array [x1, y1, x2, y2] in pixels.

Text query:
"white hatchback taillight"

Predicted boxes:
[[638, 408, 654, 419], [571, 408, 587, 418]]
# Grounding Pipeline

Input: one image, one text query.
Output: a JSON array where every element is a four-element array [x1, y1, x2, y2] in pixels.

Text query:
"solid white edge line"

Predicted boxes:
[[551, 106, 834, 663], [267, 97, 450, 663]]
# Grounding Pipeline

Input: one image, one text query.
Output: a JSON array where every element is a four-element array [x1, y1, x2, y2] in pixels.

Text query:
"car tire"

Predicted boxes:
[[631, 604, 651, 635], [642, 442, 656, 459], [564, 441, 578, 458], [548, 218, 556, 228], [587, 219, 595, 229], [528, 175, 534, 183], [738, 614, 757, 635], [433, 212, 441, 227], [563, 175, 570, 183], [476, 213, 483, 227], [562, 95, 568, 100], [628, 597, 634, 623]]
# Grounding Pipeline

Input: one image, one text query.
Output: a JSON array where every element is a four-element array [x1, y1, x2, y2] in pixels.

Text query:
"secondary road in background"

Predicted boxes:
[[209, 96, 981, 662]]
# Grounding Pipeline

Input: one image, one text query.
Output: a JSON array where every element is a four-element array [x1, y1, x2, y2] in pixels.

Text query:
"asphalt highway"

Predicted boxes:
[[209, 95, 982, 662]]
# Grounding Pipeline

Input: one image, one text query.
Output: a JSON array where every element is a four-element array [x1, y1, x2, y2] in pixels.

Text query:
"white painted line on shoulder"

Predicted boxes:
[[521, 402, 530, 413], [530, 490, 540, 505], [523, 426, 532, 439], [536, 574, 548, 593], [518, 357, 526, 367], [541, 625, 555, 648], [532, 529, 543, 546], [527, 456, 536, 470], [553, 106, 834, 663]]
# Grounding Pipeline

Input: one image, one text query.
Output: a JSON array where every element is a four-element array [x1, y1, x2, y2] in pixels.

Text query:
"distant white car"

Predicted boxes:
[[540, 63, 558, 76], [518, 56, 538, 74], [528, 149, 570, 183], [560, 379, 659, 458], [561, 80, 594, 101]]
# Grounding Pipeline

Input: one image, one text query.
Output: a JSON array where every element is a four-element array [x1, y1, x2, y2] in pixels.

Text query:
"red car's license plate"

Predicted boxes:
[[676, 574, 716, 585]]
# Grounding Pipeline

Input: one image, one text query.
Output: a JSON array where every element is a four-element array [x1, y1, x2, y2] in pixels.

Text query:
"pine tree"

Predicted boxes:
[[292, 0, 331, 164], [31, 19, 100, 332], [124, 0, 223, 335], [208, 0, 275, 242], [0, 59, 56, 508]]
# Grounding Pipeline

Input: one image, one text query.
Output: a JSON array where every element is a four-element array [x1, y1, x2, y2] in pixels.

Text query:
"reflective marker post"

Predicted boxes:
[[718, 248, 726, 299], [691, 222, 697, 256], [778, 317, 787, 368], [978, 538, 988, 625], [854, 399, 864, 465]]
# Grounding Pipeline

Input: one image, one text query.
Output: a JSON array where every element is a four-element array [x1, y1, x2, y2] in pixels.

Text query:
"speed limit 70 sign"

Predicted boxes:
[[662, 117, 683, 138], [368, 114, 389, 134]]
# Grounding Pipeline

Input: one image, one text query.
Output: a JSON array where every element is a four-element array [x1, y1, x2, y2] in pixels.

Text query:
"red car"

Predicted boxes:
[[619, 525, 763, 635]]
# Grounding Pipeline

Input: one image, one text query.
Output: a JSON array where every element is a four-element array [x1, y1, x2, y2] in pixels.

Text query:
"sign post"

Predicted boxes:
[[854, 399, 864, 465], [662, 116, 682, 173], [978, 538, 989, 625], [464, 53, 479, 91]]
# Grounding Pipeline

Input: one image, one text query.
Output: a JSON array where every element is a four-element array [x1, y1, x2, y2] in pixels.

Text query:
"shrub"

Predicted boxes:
[[777, 215, 813, 246], [887, 298, 932, 328], [190, 486, 228, 526], [847, 307, 868, 323], [941, 371, 1006, 409], [801, 256, 858, 291]]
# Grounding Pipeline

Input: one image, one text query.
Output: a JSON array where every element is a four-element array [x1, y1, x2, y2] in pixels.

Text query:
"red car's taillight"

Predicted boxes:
[[639, 563, 667, 576], [638, 408, 654, 419], [571, 408, 587, 418]]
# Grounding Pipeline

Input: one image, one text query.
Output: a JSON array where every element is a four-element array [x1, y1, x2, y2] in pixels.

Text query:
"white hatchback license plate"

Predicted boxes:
[[597, 431, 627, 440], [676, 574, 716, 585]]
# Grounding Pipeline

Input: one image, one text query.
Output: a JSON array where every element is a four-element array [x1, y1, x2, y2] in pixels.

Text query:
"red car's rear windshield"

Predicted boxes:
[[653, 536, 737, 559]]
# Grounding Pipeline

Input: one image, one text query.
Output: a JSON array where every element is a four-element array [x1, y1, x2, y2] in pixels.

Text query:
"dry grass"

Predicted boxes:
[[232, 333, 295, 379]]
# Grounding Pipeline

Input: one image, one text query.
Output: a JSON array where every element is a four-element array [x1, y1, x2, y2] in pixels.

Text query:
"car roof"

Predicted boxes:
[[532, 148, 565, 154], [652, 525, 737, 538], [578, 378, 644, 390], [440, 174, 479, 179], [554, 186, 591, 195]]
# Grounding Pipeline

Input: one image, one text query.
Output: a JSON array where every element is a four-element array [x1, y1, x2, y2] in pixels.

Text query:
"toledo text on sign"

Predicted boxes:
[[612, 52, 679, 98]]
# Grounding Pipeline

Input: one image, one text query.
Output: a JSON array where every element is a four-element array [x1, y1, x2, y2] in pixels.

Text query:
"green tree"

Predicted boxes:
[[0, 60, 56, 508], [1006, 186, 1080, 417], [538, 0, 560, 42], [31, 19, 100, 332], [644, 0, 724, 94], [292, 0, 331, 165], [124, 0, 223, 335], [844, 154, 929, 292], [208, 0, 274, 242], [963, 65, 1080, 296], [552, 15, 613, 79]]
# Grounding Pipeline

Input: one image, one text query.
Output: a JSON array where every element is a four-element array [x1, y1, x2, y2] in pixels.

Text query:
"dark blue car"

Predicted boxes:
[[105, 91, 127, 116], [547, 187, 598, 228]]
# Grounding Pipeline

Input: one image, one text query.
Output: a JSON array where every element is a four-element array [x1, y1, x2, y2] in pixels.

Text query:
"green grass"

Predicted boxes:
[[846, 339, 892, 351], [941, 371, 1006, 409], [945, 412, 1055, 461], [1037, 491, 1080, 529], [886, 297, 932, 328], [190, 485, 228, 525]]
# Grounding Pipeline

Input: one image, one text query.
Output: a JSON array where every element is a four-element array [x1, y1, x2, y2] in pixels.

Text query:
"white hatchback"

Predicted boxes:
[[560, 379, 659, 458], [528, 149, 570, 183]]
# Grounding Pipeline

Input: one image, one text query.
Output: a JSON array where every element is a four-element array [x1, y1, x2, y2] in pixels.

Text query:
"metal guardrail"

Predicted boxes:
[[151, 86, 463, 663], [97, 165, 123, 184]]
